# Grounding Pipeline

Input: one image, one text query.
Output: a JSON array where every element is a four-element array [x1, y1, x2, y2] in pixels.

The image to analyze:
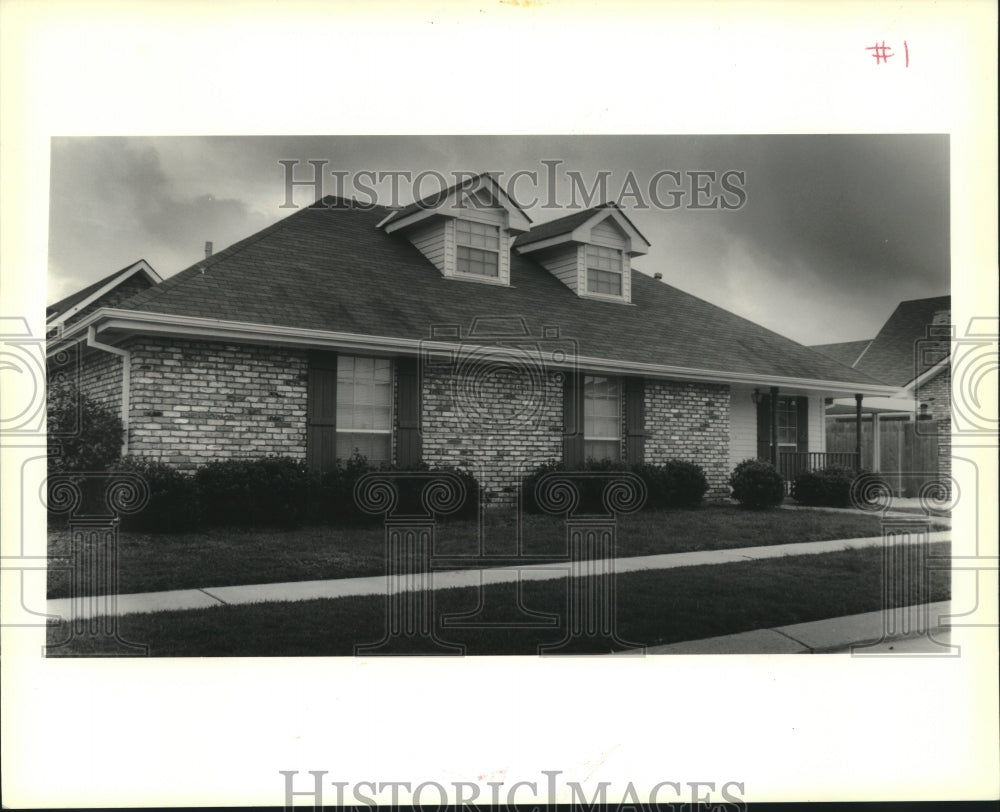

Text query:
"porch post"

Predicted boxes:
[[854, 393, 863, 471], [872, 412, 881, 472], [769, 386, 779, 466]]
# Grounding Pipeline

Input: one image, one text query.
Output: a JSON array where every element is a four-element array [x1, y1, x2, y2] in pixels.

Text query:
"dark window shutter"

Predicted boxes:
[[796, 396, 809, 452], [307, 351, 338, 473], [563, 370, 584, 469], [624, 377, 646, 464], [756, 394, 771, 461], [396, 356, 422, 468]]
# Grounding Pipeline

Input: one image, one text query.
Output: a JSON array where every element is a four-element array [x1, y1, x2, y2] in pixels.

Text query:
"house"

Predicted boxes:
[[812, 295, 951, 493], [47, 259, 162, 335], [46, 174, 897, 504]]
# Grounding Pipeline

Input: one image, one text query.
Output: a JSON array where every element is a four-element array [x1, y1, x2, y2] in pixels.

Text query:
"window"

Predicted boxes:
[[776, 396, 798, 448], [584, 375, 621, 461], [586, 245, 623, 296], [456, 220, 500, 278], [336, 355, 392, 465]]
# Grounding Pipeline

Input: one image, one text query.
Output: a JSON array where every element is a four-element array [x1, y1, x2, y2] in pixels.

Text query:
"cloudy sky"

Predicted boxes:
[[48, 134, 949, 346]]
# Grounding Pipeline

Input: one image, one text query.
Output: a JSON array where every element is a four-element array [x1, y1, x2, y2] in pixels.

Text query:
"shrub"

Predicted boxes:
[[522, 458, 636, 514], [791, 465, 857, 508], [378, 462, 480, 521], [634, 460, 708, 508], [522, 458, 707, 513], [520, 460, 567, 514], [194, 456, 324, 529], [47, 385, 123, 473], [729, 459, 785, 509], [46, 386, 126, 522], [115, 456, 200, 532]]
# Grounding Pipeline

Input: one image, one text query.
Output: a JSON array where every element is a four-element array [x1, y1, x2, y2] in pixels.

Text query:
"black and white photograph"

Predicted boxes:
[[1, 2, 997, 809], [43, 134, 954, 658]]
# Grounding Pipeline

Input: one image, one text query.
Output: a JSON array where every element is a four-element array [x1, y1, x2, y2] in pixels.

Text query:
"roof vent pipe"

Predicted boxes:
[[205, 241, 213, 258], [653, 272, 663, 280]]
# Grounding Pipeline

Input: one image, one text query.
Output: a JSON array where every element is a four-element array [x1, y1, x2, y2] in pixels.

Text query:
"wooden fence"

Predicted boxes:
[[826, 416, 939, 497]]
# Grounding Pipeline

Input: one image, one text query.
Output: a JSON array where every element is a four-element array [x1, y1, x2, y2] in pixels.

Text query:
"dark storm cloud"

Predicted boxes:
[[48, 137, 270, 300]]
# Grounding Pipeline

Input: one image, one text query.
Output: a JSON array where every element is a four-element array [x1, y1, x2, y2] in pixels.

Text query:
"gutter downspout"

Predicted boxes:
[[86, 326, 130, 456]]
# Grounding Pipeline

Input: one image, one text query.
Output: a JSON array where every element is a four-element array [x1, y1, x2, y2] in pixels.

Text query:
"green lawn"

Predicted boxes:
[[47, 503, 948, 599], [46, 543, 952, 656]]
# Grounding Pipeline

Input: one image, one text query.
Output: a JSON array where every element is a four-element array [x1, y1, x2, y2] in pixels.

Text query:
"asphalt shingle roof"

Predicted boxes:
[[852, 296, 951, 387], [513, 204, 614, 248], [811, 339, 872, 368], [114, 198, 886, 387]]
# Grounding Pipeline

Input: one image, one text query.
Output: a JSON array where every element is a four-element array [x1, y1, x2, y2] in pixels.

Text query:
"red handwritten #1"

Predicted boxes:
[[866, 40, 909, 67]]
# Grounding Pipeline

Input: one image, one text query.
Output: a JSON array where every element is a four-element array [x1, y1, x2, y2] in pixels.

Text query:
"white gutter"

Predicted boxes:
[[54, 307, 900, 398], [86, 325, 130, 456]]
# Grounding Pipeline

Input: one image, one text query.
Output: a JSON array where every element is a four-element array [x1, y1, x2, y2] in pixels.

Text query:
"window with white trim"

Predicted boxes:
[[456, 220, 500, 278], [336, 355, 392, 465], [776, 396, 798, 450], [585, 245, 623, 296], [584, 375, 621, 461]]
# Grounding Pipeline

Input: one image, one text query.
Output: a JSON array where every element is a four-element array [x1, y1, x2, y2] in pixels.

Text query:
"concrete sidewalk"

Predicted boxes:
[[625, 600, 954, 655], [46, 529, 950, 622]]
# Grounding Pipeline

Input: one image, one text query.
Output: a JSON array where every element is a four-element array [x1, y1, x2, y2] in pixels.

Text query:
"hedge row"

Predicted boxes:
[[520, 458, 709, 514], [119, 456, 479, 530], [50, 455, 479, 532]]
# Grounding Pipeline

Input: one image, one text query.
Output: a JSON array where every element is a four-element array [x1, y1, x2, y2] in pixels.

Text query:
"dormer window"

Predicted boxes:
[[515, 202, 650, 305], [585, 246, 623, 296], [377, 174, 531, 287], [456, 220, 500, 278]]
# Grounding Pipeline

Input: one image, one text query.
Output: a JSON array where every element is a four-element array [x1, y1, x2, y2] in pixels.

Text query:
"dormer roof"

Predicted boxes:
[[377, 173, 532, 234], [514, 202, 650, 256]]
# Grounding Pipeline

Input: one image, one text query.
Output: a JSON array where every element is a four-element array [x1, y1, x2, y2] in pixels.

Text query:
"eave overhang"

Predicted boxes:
[[49, 308, 901, 398]]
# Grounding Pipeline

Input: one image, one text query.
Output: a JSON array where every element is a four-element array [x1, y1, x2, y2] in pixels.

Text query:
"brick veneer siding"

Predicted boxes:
[[127, 338, 308, 472], [65, 349, 124, 416], [420, 363, 564, 505], [918, 365, 951, 483], [644, 380, 731, 497], [59, 337, 735, 503]]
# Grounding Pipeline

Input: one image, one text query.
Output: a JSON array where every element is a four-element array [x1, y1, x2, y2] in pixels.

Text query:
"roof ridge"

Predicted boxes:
[[379, 173, 489, 225]]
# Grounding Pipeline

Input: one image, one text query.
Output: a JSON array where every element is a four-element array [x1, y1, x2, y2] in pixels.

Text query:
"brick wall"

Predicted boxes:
[[644, 380, 731, 497], [59, 337, 735, 503], [127, 338, 308, 472], [420, 362, 564, 505], [918, 365, 951, 482], [71, 349, 123, 416]]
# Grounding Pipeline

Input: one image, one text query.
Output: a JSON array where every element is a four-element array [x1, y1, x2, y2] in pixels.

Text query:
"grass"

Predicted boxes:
[[46, 542, 952, 656], [47, 503, 948, 599]]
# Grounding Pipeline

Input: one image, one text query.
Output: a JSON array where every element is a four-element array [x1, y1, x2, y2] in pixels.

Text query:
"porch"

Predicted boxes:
[[777, 450, 861, 486]]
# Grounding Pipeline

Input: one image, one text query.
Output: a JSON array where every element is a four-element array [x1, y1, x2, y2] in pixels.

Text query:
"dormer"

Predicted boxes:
[[514, 203, 650, 304], [377, 174, 532, 287]]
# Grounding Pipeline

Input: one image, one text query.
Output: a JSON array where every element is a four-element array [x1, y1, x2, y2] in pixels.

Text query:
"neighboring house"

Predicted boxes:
[[812, 295, 951, 492], [47, 259, 162, 336], [46, 174, 896, 504]]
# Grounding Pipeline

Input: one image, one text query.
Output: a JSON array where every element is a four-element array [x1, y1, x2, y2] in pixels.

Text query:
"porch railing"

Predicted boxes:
[[777, 451, 860, 487]]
